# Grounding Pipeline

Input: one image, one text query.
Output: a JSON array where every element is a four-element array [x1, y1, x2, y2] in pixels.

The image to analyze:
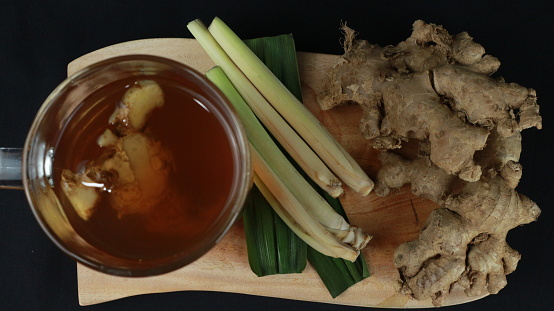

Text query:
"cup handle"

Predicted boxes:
[[0, 148, 23, 190]]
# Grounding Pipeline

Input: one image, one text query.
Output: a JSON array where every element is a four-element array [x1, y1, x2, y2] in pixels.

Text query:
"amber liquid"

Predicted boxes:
[[53, 76, 235, 261]]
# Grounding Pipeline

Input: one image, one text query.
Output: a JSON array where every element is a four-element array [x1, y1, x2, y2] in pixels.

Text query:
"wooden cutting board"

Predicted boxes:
[[69, 38, 487, 308]]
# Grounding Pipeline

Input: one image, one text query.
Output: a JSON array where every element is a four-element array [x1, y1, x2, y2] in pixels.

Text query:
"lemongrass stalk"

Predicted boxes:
[[188, 20, 343, 198], [207, 17, 374, 196], [207, 34, 371, 294], [205, 66, 361, 240], [206, 66, 371, 259], [246, 34, 371, 296], [250, 147, 359, 261]]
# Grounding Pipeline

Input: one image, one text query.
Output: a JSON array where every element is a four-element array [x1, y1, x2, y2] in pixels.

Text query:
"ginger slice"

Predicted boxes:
[[109, 79, 165, 133], [60, 170, 101, 221], [108, 132, 173, 217], [97, 129, 118, 147], [62, 80, 174, 220]]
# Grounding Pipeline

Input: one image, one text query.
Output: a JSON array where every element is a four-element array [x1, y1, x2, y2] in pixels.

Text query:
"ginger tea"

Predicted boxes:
[[53, 74, 235, 262]]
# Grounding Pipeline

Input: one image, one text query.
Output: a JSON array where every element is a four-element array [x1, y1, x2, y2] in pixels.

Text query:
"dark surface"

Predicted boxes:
[[1, 1, 552, 310]]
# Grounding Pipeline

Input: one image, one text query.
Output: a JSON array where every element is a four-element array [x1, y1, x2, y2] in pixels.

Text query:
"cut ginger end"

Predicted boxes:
[[61, 80, 174, 221]]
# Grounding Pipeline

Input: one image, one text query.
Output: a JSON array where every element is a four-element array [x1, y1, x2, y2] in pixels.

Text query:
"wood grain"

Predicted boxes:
[[70, 38, 486, 308]]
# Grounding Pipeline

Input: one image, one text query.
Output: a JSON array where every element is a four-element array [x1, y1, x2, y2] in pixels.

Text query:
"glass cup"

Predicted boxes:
[[0, 55, 251, 277]]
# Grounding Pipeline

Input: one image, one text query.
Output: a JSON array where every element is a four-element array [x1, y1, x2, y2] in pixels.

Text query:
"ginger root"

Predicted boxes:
[[318, 20, 541, 182], [318, 21, 541, 305], [377, 152, 540, 305]]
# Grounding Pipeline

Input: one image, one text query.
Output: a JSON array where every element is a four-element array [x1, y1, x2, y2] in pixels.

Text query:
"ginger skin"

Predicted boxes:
[[319, 21, 542, 305], [378, 152, 540, 305], [318, 20, 541, 182]]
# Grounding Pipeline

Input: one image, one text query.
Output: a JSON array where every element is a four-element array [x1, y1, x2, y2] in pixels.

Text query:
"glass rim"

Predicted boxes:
[[22, 54, 252, 277]]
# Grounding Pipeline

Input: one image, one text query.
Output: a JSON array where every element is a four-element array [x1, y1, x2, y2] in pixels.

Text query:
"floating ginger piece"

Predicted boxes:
[[109, 79, 165, 132], [60, 170, 101, 221], [107, 132, 173, 217], [61, 80, 173, 220], [97, 129, 118, 147]]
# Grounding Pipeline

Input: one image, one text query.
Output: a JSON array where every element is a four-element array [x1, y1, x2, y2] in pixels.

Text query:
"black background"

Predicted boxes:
[[1, 1, 552, 310]]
